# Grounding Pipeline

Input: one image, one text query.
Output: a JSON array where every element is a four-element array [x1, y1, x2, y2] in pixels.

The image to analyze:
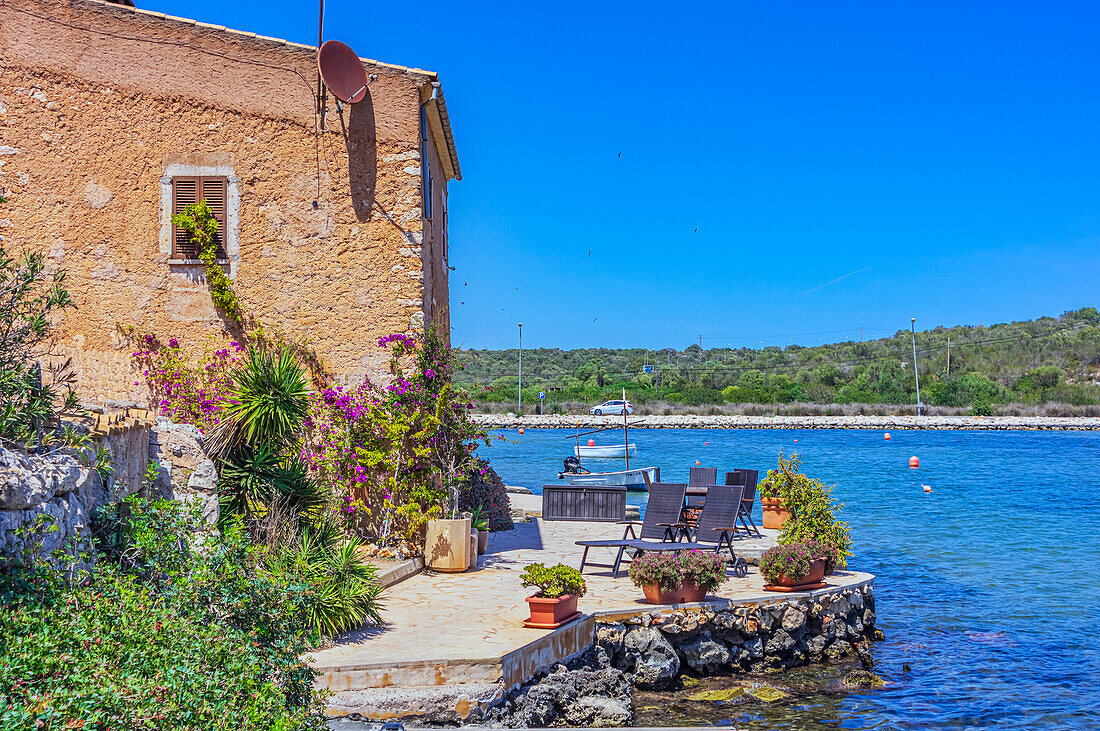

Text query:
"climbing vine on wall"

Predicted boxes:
[[172, 200, 243, 323]]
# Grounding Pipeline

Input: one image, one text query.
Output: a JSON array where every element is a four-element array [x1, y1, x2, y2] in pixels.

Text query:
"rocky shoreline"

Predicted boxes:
[[491, 580, 879, 727], [473, 414, 1100, 430]]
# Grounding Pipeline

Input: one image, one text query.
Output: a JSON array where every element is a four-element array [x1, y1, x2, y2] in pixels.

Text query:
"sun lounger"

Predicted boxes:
[[690, 484, 749, 576], [575, 482, 687, 575], [725, 469, 761, 537]]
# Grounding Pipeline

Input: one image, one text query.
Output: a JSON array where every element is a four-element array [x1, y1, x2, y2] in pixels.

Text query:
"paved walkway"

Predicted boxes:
[[308, 512, 872, 693]]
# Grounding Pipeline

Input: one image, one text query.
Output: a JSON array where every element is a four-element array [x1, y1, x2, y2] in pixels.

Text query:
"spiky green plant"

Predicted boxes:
[[228, 348, 309, 448], [265, 523, 384, 639]]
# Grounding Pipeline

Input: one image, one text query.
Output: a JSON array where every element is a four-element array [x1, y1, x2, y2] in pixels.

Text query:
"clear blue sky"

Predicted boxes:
[[145, 0, 1100, 350]]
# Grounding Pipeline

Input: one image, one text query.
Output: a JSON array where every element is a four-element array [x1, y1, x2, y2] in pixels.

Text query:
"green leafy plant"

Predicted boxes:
[[627, 550, 729, 593], [759, 541, 818, 584], [470, 504, 489, 532], [0, 239, 77, 449], [764, 451, 852, 570], [1, 497, 329, 730], [677, 549, 729, 593], [211, 347, 320, 524], [172, 199, 243, 323], [627, 552, 684, 591], [520, 562, 587, 598]]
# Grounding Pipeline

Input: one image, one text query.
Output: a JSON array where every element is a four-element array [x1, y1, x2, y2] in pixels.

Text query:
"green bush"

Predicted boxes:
[[627, 550, 729, 593], [764, 451, 852, 569], [520, 563, 587, 598], [759, 542, 818, 584], [0, 498, 328, 730], [676, 550, 728, 593]]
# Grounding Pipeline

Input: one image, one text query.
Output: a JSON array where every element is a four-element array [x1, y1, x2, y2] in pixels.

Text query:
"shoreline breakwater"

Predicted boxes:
[[473, 414, 1100, 431]]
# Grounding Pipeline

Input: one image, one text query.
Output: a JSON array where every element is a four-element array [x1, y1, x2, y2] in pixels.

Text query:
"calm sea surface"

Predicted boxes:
[[482, 428, 1100, 729]]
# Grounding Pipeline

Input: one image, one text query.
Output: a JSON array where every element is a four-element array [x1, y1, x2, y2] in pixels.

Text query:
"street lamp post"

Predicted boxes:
[[518, 322, 523, 413], [910, 317, 922, 416]]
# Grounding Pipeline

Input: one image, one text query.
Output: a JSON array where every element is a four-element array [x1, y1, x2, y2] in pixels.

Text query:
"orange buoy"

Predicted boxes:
[[588, 439, 596, 447], [884, 432, 892, 441], [922, 484, 932, 493], [695, 460, 701, 466], [909, 456, 920, 469], [518, 427, 524, 435]]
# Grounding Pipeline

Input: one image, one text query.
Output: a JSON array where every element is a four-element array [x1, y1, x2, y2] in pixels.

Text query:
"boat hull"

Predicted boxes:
[[561, 467, 657, 491], [574, 443, 638, 458]]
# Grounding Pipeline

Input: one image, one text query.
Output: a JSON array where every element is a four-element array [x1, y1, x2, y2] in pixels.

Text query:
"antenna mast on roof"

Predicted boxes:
[[316, 0, 326, 116]]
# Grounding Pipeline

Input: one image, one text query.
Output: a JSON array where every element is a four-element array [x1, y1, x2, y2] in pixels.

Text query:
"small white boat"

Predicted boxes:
[[574, 443, 637, 458], [560, 466, 658, 491]]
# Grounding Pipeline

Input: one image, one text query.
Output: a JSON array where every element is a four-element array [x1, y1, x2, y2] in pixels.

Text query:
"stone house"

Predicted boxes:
[[0, 0, 459, 403]]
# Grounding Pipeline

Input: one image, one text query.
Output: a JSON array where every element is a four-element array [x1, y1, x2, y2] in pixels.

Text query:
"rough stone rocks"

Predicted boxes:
[[149, 419, 218, 525], [825, 640, 854, 663], [843, 669, 885, 688], [806, 633, 828, 659], [743, 635, 764, 660], [621, 626, 680, 689], [596, 622, 626, 658], [0, 448, 86, 510], [782, 606, 807, 633], [491, 663, 632, 727], [679, 632, 731, 674], [765, 629, 796, 655]]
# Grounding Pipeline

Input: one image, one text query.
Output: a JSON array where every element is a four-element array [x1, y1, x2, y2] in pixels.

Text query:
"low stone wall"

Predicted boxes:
[[330, 581, 879, 727], [473, 413, 1099, 431], [596, 580, 878, 689], [0, 412, 216, 558]]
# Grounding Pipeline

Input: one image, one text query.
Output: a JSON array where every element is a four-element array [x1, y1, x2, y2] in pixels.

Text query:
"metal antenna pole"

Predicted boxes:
[[518, 323, 523, 413], [911, 317, 922, 416]]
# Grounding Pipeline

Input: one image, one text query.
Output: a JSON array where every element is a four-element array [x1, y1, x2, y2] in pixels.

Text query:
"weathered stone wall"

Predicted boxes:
[[0, 413, 216, 557], [597, 582, 878, 690], [0, 0, 454, 404]]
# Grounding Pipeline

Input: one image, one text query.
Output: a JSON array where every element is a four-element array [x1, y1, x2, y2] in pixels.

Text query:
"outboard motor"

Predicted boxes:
[[563, 455, 583, 473]]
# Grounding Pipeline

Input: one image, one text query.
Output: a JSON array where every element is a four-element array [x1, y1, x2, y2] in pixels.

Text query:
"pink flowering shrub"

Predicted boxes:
[[132, 334, 245, 432], [304, 328, 487, 544]]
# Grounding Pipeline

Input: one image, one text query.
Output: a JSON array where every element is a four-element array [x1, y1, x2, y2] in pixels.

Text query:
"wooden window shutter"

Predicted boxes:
[[171, 177, 198, 259], [171, 176, 228, 260]]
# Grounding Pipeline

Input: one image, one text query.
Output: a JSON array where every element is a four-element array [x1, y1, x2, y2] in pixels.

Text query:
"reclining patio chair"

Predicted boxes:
[[725, 469, 761, 537], [685, 466, 718, 527], [688, 484, 749, 576], [620, 484, 750, 578], [576, 482, 690, 576]]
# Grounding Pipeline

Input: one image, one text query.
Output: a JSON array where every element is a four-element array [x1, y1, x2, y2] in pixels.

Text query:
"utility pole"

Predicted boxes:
[[518, 322, 523, 413], [698, 334, 703, 363], [910, 317, 922, 416], [860, 327, 863, 342], [946, 336, 951, 376]]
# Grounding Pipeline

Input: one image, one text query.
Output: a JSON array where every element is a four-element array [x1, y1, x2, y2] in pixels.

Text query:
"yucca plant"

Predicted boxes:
[[268, 523, 384, 639], [210, 347, 317, 524], [224, 347, 309, 450]]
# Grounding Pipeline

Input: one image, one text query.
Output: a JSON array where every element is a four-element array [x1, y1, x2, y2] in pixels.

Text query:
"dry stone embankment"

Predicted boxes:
[[474, 414, 1099, 430]]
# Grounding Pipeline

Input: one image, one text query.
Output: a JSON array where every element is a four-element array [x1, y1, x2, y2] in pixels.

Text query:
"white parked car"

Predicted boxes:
[[590, 399, 633, 416]]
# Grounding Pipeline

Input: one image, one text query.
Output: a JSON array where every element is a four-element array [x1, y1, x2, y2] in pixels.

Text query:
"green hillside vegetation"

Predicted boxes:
[[456, 308, 1100, 415]]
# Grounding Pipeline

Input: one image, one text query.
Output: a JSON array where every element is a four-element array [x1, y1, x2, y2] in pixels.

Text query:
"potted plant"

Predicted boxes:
[[757, 460, 792, 530], [520, 563, 586, 628], [471, 505, 489, 555], [759, 542, 827, 591], [628, 550, 728, 604]]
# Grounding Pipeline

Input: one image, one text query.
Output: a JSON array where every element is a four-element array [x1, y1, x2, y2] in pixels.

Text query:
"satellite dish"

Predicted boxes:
[[318, 40, 369, 103]]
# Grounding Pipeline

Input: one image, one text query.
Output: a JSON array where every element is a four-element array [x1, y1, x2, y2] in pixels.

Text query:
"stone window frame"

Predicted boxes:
[[159, 163, 241, 277]]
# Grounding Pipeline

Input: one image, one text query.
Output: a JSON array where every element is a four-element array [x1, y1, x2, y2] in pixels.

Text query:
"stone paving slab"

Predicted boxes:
[[308, 515, 871, 695]]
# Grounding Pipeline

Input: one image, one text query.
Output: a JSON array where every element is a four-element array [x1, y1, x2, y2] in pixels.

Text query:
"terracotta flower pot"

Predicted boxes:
[[477, 530, 488, 555], [424, 518, 472, 573], [764, 558, 827, 592], [760, 496, 790, 530], [524, 593, 581, 629], [641, 580, 708, 605]]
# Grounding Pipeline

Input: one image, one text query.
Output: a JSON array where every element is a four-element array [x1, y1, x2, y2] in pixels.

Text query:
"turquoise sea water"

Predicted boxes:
[[482, 428, 1100, 729]]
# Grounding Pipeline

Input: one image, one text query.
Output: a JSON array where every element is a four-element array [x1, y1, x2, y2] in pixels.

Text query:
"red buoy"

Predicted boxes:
[[884, 432, 892, 441], [588, 439, 596, 446], [518, 427, 524, 435], [695, 460, 701, 466], [909, 456, 920, 469]]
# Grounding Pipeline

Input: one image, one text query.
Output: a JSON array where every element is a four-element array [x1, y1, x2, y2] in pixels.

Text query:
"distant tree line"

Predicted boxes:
[[455, 308, 1100, 414]]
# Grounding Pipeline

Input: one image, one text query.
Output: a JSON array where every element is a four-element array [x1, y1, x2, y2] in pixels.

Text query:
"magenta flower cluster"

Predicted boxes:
[[132, 335, 240, 432]]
